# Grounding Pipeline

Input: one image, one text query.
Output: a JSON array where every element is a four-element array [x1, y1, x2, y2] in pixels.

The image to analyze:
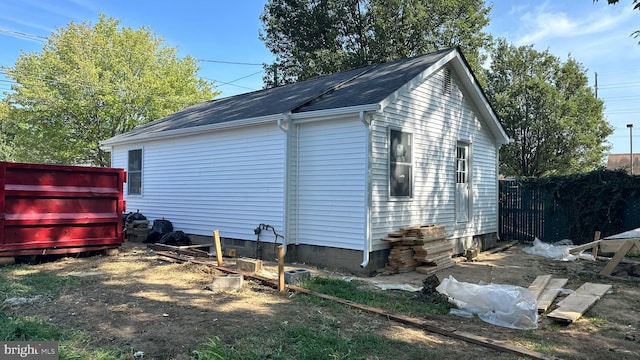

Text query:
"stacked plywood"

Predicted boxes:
[[413, 225, 454, 275], [386, 245, 419, 273], [381, 224, 453, 274]]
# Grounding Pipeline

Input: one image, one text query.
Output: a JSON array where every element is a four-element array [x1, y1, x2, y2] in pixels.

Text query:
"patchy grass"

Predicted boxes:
[[0, 265, 452, 360], [0, 265, 82, 300], [514, 330, 560, 355], [189, 325, 443, 360], [298, 276, 452, 316], [0, 265, 133, 359], [0, 312, 134, 359]]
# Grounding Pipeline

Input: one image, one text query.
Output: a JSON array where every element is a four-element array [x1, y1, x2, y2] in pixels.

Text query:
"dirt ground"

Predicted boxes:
[[3, 241, 640, 360]]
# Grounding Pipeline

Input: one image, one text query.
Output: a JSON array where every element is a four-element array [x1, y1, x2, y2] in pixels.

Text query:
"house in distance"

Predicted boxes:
[[100, 47, 510, 274]]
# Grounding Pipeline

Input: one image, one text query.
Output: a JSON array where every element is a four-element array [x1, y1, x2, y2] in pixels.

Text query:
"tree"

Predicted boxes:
[[485, 39, 613, 177], [1, 15, 217, 166], [259, 0, 492, 87], [598, 0, 640, 39], [0, 101, 13, 161], [601, 0, 639, 10]]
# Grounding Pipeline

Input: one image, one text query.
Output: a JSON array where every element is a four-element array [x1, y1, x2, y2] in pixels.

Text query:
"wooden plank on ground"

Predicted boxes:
[[527, 275, 552, 300], [600, 240, 635, 275], [547, 282, 612, 323], [537, 278, 568, 313]]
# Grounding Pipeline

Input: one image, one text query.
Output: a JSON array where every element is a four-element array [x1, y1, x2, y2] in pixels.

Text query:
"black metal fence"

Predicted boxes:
[[498, 178, 640, 244]]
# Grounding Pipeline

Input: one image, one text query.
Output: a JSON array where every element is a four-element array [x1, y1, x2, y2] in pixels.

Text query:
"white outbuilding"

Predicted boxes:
[[101, 47, 510, 273]]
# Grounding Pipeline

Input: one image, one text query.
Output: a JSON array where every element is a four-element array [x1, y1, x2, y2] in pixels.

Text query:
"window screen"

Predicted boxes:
[[390, 129, 412, 198], [128, 149, 142, 195]]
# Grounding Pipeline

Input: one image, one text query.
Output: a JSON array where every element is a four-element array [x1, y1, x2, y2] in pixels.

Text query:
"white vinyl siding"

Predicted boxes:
[[111, 123, 286, 241], [370, 68, 499, 251], [289, 117, 366, 250]]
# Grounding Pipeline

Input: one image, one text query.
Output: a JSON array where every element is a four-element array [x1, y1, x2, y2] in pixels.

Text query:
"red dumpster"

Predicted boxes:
[[0, 162, 126, 257]]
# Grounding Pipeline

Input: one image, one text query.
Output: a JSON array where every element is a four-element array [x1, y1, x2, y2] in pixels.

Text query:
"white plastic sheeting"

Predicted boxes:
[[522, 238, 578, 261], [436, 275, 538, 330]]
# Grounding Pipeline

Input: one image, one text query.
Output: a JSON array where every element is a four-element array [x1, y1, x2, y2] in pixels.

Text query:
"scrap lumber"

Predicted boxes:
[[147, 243, 213, 258], [387, 245, 419, 273], [474, 241, 518, 260], [537, 278, 568, 313], [156, 251, 551, 360], [413, 239, 452, 256], [599, 239, 639, 276], [547, 282, 612, 323], [568, 240, 602, 255], [527, 275, 552, 300], [382, 224, 453, 274]]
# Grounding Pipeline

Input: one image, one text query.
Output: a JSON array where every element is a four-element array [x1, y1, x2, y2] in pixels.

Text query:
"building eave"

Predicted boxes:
[[99, 114, 282, 148]]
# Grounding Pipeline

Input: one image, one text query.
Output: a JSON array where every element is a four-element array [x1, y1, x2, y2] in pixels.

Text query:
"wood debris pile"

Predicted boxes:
[[380, 224, 453, 274], [527, 274, 611, 324]]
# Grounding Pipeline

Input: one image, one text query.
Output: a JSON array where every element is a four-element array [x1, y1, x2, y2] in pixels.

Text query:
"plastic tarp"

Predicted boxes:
[[522, 238, 579, 261], [373, 283, 423, 292], [436, 275, 538, 330]]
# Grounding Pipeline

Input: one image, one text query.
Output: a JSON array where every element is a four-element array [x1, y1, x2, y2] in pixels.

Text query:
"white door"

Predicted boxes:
[[455, 143, 470, 223]]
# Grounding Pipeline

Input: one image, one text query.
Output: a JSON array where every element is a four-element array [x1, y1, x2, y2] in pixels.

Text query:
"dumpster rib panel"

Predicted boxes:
[[0, 162, 126, 256]]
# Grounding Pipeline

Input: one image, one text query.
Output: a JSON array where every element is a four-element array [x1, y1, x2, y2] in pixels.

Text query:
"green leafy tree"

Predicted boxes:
[[485, 39, 613, 177], [601, 0, 639, 10], [0, 101, 13, 161], [2, 14, 218, 166], [260, 0, 492, 87]]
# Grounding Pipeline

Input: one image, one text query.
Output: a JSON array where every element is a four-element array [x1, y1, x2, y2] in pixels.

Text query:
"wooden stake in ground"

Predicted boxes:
[[278, 245, 285, 292], [213, 229, 223, 267]]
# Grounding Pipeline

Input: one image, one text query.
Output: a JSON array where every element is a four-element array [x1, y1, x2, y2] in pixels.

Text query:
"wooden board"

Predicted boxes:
[[537, 278, 568, 313], [600, 239, 638, 275], [415, 252, 452, 264], [387, 231, 405, 237], [599, 239, 640, 255], [547, 282, 612, 323], [413, 241, 452, 255], [527, 275, 552, 300], [415, 265, 440, 275], [568, 240, 602, 255], [415, 261, 454, 275]]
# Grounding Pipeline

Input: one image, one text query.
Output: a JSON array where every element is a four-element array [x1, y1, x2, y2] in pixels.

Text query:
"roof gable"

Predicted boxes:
[[607, 154, 640, 175]]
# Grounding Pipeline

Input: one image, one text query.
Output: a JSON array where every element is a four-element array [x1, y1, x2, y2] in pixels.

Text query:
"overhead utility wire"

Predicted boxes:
[[0, 69, 201, 106], [0, 27, 263, 66]]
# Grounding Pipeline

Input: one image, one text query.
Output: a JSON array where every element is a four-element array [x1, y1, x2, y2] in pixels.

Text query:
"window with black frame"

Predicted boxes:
[[389, 128, 412, 198]]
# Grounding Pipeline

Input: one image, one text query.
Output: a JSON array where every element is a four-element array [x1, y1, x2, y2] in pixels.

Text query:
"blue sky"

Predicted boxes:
[[0, 0, 639, 155]]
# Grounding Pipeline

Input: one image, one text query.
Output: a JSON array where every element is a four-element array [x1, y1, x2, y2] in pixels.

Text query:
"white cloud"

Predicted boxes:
[[513, 3, 635, 46]]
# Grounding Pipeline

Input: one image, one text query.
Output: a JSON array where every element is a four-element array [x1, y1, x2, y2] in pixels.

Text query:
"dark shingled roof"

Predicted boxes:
[[104, 48, 455, 142], [607, 154, 640, 175]]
